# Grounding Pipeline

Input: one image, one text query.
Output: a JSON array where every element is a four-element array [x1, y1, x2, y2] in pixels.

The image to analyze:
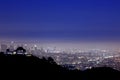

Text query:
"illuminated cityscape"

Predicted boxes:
[[1, 41, 120, 71], [0, 0, 120, 79]]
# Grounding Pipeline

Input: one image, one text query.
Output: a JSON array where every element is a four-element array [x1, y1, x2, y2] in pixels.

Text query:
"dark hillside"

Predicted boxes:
[[0, 52, 119, 80]]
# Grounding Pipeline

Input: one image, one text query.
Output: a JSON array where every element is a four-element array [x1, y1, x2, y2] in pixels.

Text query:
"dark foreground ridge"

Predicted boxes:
[[0, 52, 120, 80]]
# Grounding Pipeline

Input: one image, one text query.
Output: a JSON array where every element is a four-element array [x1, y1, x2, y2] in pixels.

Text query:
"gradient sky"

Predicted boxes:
[[0, 0, 120, 42]]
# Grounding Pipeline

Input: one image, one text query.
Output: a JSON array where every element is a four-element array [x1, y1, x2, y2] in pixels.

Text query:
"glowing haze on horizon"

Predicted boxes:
[[0, 0, 120, 49]]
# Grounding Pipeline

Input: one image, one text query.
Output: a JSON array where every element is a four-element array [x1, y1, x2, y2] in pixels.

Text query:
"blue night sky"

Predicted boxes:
[[0, 0, 120, 41]]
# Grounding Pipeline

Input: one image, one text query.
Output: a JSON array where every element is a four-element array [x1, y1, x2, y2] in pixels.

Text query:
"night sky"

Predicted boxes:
[[0, 0, 120, 42]]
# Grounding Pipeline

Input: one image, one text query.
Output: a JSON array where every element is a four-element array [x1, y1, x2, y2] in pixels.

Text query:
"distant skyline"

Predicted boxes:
[[0, 40, 120, 51], [0, 0, 120, 42]]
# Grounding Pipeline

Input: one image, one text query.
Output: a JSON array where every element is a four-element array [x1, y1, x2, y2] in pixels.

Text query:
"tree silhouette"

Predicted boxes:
[[48, 57, 56, 64], [6, 49, 10, 54], [6, 49, 10, 52], [0, 52, 4, 55]]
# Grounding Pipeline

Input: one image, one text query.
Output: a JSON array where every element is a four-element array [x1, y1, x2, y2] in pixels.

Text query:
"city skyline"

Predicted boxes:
[[0, 41, 120, 51], [0, 42, 120, 71], [0, 0, 120, 77]]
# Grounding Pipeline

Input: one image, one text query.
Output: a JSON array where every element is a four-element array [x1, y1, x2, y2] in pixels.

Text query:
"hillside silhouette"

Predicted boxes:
[[0, 48, 120, 80]]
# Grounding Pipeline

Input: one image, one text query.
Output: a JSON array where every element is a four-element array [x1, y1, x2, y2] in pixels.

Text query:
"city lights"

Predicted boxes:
[[0, 42, 120, 71]]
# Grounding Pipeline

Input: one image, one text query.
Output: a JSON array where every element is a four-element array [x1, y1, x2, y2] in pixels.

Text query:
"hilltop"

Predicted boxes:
[[0, 52, 120, 80]]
